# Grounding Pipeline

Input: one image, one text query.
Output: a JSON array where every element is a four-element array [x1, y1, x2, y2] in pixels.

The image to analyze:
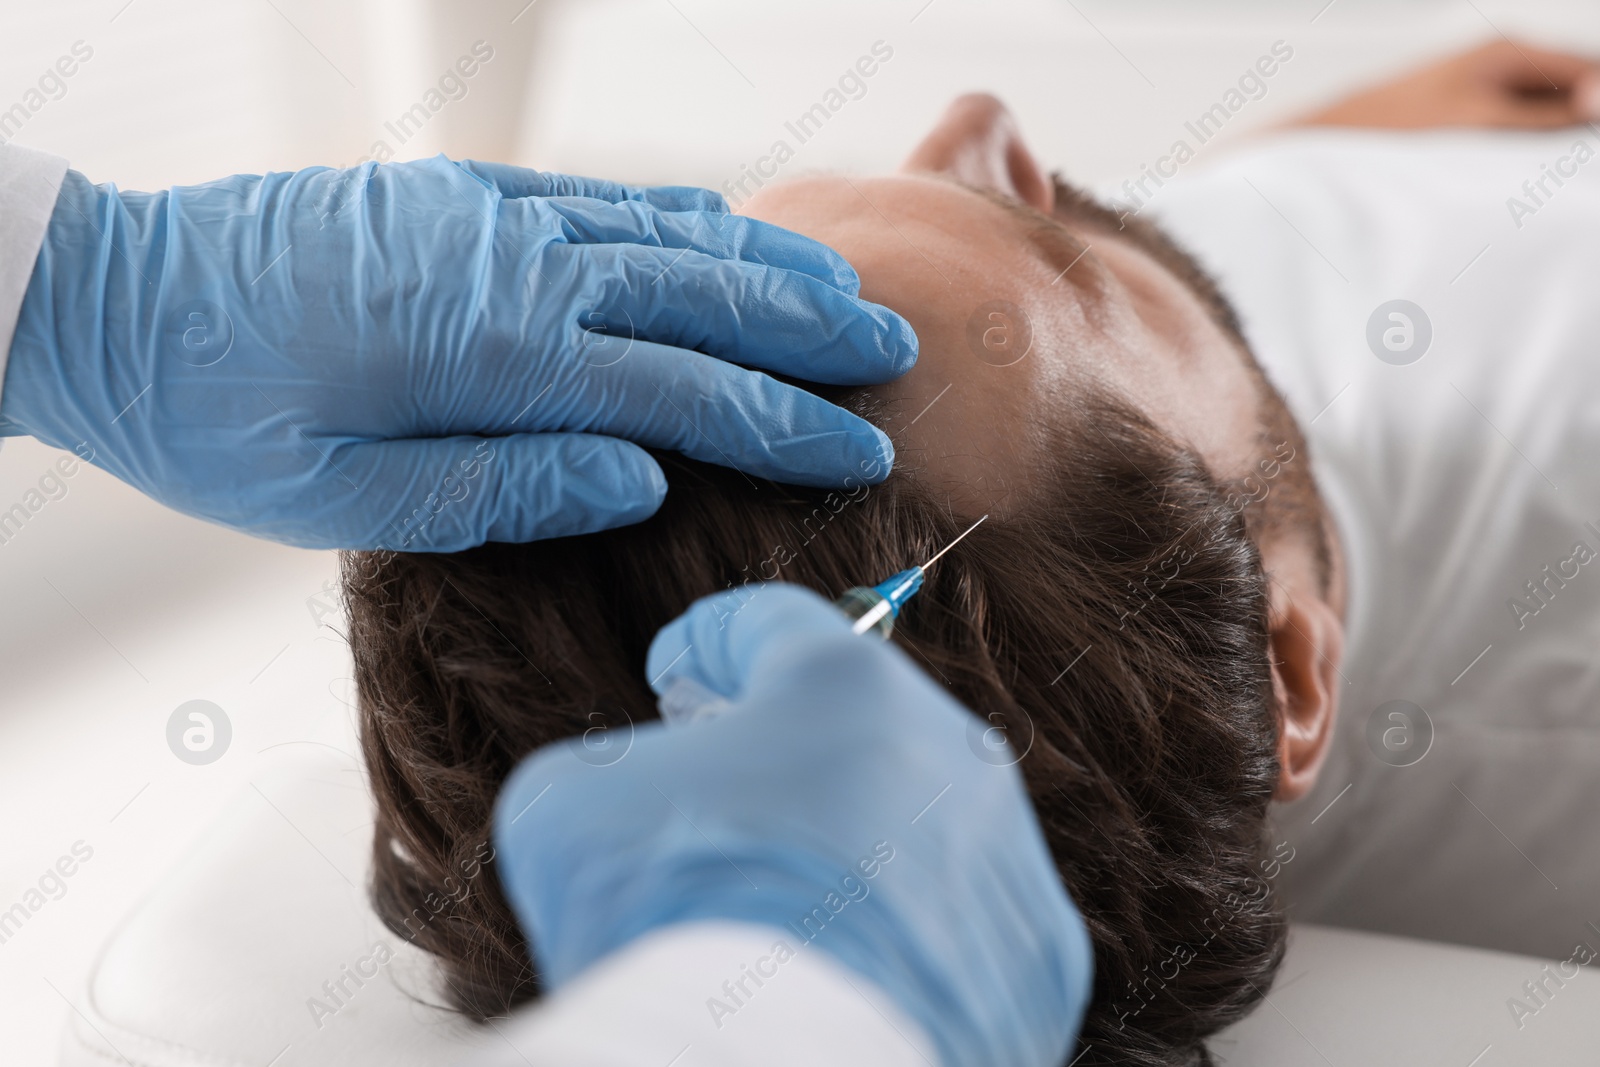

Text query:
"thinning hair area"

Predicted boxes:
[[345, 372, 1291, 1066]]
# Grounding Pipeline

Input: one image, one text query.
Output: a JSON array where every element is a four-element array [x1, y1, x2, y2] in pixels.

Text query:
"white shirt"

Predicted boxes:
[[1152, 129, 1600, 961], [469, 922, 936, 1067], [0, 142, 66, 403]]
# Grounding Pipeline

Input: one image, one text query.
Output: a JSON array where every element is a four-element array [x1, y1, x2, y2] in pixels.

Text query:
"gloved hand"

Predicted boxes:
[[493, 582, 1092, 1067], [0, 158, 915, 550]]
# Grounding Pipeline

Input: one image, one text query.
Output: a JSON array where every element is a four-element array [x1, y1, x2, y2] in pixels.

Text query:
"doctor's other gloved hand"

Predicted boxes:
[[492, 582, 1093, 1067], [0, 159, 915, 550]]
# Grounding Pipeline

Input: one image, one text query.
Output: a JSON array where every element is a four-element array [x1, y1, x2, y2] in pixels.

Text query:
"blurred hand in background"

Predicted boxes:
[[1295, 38, 1600, 129]]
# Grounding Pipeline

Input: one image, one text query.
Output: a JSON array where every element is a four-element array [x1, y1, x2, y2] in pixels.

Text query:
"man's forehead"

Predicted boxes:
[[945, 174, 1253, 359], [940, 178, 1089, 273]]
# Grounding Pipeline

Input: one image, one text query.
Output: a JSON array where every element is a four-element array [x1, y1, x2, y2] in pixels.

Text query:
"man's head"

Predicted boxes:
[[345, 94, 1345, 1066], [740, 93, 1344, 802]]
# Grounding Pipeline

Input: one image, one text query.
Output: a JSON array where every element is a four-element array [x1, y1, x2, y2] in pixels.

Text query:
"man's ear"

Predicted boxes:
[[900, 93, 1054, 214], [1268, 584, 1344, 802]]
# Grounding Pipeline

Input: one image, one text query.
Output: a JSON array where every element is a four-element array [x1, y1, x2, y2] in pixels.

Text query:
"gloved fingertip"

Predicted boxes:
[[879, 307, 920, 376], [561, 438, 670, 533], [644, 582, 781, 698], [568, 491, 666, 539], [457, 435, 670, 544], [859, 425, 896, 482], [644, 623, 697, 698], [645, 582, 856, 701], [838, 297, 918, 379], [602, 444, 668, 507], [737, 219, 861, 293], [646, 453, 668, 498]]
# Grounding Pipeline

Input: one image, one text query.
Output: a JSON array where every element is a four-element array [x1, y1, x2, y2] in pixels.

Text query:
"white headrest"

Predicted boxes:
[[60, 748, 494, 1067], [61, 749, 1600, 1066]]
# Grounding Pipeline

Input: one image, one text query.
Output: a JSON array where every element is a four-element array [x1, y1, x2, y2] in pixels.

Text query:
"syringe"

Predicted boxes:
[[655, 514, 988, 725], [833, 514, 988, 638]]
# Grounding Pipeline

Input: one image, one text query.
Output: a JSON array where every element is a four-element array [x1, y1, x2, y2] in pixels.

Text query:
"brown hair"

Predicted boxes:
[[345, 384, 1289, 1066]]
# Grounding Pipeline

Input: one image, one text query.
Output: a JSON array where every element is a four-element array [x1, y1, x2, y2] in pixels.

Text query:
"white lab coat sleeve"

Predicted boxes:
[[465, 920, 942, 1067], [0, 142, 68, 414]]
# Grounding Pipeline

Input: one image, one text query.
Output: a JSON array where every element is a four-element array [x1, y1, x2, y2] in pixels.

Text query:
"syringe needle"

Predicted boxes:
[[919, 514, 988, 572]]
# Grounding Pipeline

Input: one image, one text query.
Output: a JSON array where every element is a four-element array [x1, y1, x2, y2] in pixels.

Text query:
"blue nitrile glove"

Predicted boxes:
[[493, 582, 1092, 1067], [0, 159, 915, 550]]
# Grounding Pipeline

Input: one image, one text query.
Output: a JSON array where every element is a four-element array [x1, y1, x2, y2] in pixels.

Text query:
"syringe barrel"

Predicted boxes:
[[834, 587, 896, 639]]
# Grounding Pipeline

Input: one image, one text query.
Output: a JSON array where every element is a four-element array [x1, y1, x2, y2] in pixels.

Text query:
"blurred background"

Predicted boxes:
[[3, 0, 1600, 1058]]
